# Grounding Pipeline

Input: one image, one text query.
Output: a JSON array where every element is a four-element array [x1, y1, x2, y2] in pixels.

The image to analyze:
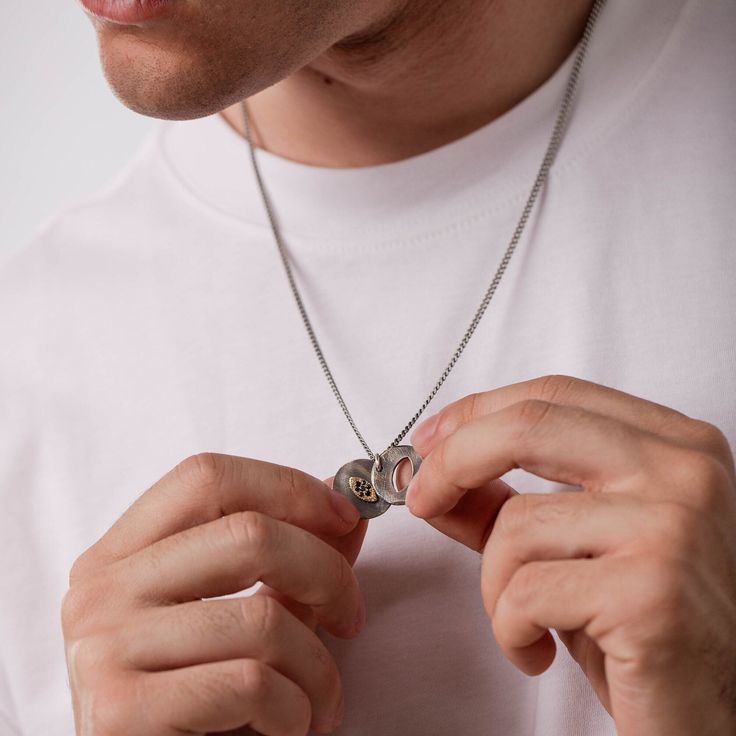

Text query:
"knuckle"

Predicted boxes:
[[431, 410, 456, 448], [689, 420, 734, 466], [61, 577, 110, 638], [275, 463, 302, 509], [534, 374, 580, 404], [505, 563, 543, 611], [463, 391, 484, 424], [86, 679, 135, 736], [650, 502, 702, 555], [176, 452, 229, 491], [67, 634, 113, 677], [436, 392, 482, 437], [511, 399, 556, 442], [225, 511, 273, 558], [239, 659, 271, 700], [669, 449, 729, 509], [241, 595, 283, 640], [68, 551, 94, 586], [235, 659, 312, 736]]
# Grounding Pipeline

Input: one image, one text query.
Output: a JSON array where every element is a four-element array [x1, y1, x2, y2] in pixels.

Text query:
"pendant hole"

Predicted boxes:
[[393, 458, 414, 494]]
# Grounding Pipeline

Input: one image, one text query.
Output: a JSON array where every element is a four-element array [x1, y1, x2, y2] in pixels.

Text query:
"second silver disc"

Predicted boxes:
[[371, 445, 422, 505]]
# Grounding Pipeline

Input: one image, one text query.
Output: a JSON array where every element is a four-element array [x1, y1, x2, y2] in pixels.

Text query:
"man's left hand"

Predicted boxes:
[[406, 375, 736, 736]]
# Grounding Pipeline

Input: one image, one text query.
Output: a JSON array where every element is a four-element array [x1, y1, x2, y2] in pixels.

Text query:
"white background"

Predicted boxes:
[[0, 2, 154, 262]]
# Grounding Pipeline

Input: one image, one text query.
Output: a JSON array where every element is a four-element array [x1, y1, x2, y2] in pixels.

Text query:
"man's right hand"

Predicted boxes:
[[61, 453, 367, 736]]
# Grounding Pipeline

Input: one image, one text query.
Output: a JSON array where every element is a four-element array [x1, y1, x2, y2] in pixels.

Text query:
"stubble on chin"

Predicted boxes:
[[91, 1, 355, 120]]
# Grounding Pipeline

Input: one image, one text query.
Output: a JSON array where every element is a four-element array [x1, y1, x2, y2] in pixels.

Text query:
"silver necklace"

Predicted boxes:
[[242, 0, 607, 518]]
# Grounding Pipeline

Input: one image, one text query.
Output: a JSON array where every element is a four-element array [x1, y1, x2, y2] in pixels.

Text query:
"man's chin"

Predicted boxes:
[[103, 73, 235, 122], [86, 0, 353, 120], [95, 30, 276, 121]]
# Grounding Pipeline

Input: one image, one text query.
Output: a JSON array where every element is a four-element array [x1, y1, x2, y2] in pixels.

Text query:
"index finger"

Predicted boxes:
[[75, 453, 360, 577], [411, 375, 732, 471]]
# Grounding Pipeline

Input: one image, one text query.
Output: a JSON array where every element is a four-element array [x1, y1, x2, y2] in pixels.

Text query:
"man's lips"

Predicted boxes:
[[78, 0, 175, 25]]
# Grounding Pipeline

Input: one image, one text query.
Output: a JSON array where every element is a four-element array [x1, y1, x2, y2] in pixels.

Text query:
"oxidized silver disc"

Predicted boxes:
[[334, 458, 391, 520], [371, 445, 422, 505]]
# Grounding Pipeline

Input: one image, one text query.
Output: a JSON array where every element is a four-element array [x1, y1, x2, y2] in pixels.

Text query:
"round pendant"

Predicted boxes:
[[371, 445, 422, 505], [334, 458, 391, 519]]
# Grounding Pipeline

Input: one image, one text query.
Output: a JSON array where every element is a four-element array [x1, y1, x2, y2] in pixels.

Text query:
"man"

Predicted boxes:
[[0, 0, 734, 733]]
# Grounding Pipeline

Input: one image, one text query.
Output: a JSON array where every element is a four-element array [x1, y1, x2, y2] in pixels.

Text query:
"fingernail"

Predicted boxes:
[[329, 489, 360, 525], [410, 413, 440, 448]]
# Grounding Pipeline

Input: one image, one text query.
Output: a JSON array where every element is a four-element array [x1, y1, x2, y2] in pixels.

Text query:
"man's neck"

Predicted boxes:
[[221, 0, 595, 168]]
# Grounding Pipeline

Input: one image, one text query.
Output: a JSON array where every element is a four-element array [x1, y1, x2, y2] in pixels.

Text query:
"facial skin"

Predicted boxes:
[[88, 0, 401, 120], [83, 0, 596, 166]]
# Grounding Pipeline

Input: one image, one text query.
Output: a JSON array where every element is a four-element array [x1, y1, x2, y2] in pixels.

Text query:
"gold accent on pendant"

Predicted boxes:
[[349, 476, 378, 503]]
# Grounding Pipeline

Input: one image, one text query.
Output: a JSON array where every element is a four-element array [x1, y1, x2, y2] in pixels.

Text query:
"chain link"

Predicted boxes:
[[242, 0, 607, 462]]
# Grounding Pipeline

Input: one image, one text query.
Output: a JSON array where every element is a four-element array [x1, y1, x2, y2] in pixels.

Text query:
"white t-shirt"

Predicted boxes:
[[1, 0, 734, 733]]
